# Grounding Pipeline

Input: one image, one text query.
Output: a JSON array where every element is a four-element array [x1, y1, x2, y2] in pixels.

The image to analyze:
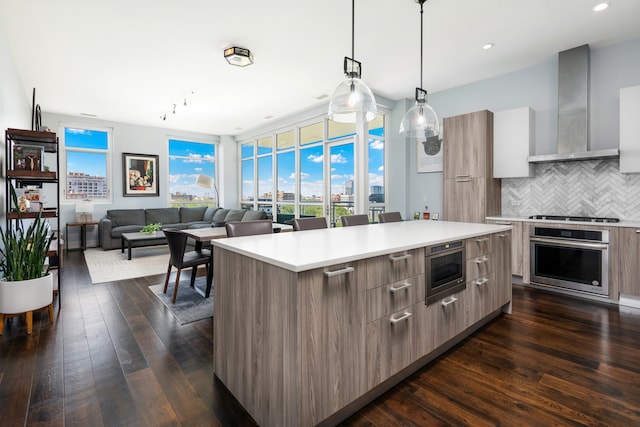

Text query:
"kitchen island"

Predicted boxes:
[[212, 220, 512, 426]]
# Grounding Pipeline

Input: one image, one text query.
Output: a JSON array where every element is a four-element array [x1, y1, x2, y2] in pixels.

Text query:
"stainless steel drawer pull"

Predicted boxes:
[[390, 311, 412, 324], [455, 177, 471, 182], [390, 282, 412, 293], [441, 296, 458, 307], [475, 256, 489, 264], [495, 221, 512, 225], [636, 230, 640, 234], [475, 278, 489, 286], [498, 233, 508, 238], [389, 253, 412, 262], [475, 237, 490, 243], [324, 266, 354, 277]]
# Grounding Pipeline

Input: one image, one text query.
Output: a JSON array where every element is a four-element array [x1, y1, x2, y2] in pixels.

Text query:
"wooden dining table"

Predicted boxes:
[[182, 223, 293, 250]]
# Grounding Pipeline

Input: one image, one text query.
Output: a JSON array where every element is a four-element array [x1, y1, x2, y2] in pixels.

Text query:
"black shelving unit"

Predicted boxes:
[[4, 128, 62, 307]]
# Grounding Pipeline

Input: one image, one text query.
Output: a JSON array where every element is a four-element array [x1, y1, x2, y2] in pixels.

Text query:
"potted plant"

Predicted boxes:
[[0, 186, 54, 335]]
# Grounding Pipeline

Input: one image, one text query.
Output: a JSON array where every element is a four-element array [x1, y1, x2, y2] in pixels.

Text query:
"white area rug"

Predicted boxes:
[[84, 246, 170, 284]]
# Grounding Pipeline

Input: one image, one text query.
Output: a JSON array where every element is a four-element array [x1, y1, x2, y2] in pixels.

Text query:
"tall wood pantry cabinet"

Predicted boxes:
[[443, 110, 501, 223]]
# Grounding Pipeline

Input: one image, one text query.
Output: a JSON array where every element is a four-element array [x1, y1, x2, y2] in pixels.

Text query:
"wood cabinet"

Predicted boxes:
[[486, 219, 524, 276], [443, 110, 501, 223], [415, 290, 467, 356], [213, 225, 511, 427], [619, 227, 640, 296], [493, 107, 535, 178], [467, 231, 512, 326], [299, 261, 367, 422], [620, 85, 640, 173], [365, 249, 424, 389]]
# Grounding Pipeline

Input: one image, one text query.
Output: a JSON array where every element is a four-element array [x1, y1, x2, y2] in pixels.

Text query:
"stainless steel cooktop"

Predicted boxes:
[[528, 215, 620, 223]]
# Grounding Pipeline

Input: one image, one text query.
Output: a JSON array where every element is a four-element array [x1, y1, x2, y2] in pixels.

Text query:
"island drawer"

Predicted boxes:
[[366, 306, 416, 389], [466, 235, 493, 259], [366, 274, 424, 322], [362, 248, 425, 290]]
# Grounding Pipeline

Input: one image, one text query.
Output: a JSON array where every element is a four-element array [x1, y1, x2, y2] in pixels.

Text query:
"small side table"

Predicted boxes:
[[66, 221, 100, 251]]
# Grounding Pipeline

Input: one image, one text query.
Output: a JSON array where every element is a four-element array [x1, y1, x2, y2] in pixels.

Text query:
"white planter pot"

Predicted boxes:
[[0, 273, 53, 314]]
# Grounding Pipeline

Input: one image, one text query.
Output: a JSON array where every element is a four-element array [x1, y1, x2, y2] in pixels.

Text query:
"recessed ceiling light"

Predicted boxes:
[[593, 2, 609, 12], [482, 43, 494, 50]]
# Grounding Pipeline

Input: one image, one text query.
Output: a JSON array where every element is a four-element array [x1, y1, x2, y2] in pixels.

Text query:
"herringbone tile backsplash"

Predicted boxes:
[[501, 159, 640, 221]]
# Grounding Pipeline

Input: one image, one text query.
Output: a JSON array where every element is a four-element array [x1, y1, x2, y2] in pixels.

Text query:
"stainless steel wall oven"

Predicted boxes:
[[425, 241, 466, 304], [530, 226, 609, 296]]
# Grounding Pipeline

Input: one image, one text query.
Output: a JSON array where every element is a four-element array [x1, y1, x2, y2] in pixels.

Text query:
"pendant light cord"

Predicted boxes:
[[420, 0, 425, 89], [351, 0, 355, 60]]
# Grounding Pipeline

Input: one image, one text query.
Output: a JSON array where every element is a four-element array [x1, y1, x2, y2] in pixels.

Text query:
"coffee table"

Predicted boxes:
[[121, 231, 167, 260]]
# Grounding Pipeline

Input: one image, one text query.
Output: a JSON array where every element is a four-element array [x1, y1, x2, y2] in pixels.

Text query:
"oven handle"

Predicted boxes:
[[530, 237, 608, 250]]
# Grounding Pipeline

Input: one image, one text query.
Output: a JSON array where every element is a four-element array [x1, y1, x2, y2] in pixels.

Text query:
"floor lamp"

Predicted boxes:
[[195, 174, 219, 207]]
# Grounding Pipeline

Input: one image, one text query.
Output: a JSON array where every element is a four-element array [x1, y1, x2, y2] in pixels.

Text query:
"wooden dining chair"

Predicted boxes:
[[162, 228, 212, 303], [225, 220, 273, 237], [378, 211, 403, 223], [340, 214, 369, 227], [292, 217, 328, 231]]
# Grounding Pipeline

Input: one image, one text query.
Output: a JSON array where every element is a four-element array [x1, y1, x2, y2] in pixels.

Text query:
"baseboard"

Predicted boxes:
[[619, 294, 640, 309]]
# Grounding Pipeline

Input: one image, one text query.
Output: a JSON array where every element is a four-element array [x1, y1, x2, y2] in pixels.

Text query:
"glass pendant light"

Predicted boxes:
[[328, 0, 377, 123], [400, 0, 439, 140]]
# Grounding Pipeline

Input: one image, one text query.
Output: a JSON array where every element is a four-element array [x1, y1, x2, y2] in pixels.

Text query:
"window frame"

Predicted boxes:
[[60, 123, 113, 204]]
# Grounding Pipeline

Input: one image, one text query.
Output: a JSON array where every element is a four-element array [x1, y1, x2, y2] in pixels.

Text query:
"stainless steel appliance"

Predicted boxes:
[[425, 240, 466, 304], [528, 215, 620, 224], [530, 226, 609, 296]]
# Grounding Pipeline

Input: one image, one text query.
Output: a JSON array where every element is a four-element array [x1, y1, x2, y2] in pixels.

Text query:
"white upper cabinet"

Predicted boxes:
[[493, 107, 535, 178], [620, 85, 640, 174]]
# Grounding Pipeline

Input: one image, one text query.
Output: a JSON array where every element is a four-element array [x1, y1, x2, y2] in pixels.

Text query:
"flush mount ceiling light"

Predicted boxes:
[[399, 0, 439, 141], [482, 43, 494, 50], [224, 46, 254, 67], [327, 0, 377, 123]]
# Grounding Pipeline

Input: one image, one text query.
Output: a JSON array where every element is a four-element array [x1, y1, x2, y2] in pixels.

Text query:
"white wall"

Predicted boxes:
[[0, 26, 32, 220], [394, 37, 640, 220]]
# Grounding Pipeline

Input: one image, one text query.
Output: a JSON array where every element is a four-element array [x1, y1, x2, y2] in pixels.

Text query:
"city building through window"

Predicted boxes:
[[62, 126, 111, 202]]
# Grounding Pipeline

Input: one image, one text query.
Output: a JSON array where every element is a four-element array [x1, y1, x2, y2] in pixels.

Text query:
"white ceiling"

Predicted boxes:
[[2, 0, 640, 136]]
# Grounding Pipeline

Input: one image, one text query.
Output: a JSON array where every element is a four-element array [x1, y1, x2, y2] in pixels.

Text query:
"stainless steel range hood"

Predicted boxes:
[[528, 45, 619, 164]]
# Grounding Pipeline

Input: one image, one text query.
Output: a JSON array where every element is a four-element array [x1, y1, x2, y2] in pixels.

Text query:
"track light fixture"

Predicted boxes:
[[159, 91, 195, 121]]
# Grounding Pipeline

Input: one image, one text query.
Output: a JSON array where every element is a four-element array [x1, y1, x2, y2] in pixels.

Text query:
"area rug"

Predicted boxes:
[[148, 277, 213, 324], [84, 246, 170, 284]]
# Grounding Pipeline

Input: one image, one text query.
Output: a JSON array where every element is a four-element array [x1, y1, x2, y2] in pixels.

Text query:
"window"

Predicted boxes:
[[241, 141, 255, 209], [368, 115, 385, 222], [168, 139, 217, 207], [62, 125, 111, 202], [240, 113, 386, 224]]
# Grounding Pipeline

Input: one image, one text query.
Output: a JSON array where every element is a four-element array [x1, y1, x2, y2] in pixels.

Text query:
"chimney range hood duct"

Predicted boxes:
[[528, 45, 619, 163]]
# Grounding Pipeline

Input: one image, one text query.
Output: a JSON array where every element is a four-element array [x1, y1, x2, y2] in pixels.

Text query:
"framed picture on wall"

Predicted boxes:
[[416, 136, 443, 173], [123, 153, 159, 196]]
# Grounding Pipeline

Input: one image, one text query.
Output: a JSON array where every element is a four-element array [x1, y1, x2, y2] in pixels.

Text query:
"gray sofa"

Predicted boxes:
[[99, 207, 267, 250]]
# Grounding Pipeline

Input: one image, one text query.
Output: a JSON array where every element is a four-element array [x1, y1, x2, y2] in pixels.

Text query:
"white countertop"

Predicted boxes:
[[486, 215, 640, 228], [212, 220, 512, 272]]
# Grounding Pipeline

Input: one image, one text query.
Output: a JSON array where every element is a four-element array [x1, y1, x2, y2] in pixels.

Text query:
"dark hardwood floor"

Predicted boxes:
[[1, 251, 639, 426]]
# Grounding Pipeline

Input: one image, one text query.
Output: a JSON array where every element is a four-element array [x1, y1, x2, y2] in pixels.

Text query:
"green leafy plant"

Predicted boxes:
[[0, 186, 53, 281], [141, 222, 162, 233]]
